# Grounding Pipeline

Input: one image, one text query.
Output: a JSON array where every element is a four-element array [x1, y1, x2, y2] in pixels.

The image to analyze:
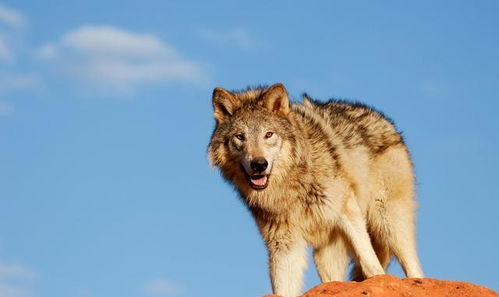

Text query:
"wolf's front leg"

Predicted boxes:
[[268, 237, 307, 297]]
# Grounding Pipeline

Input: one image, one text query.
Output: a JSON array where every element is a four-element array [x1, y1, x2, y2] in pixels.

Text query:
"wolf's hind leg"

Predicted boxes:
[[269, 237, 308, 297], [376, 146, 424, 278], [385, 200, 424, 278], [349, 234, 391, 281], [313, 231, 349, 282], [339, 199, 385, 278]]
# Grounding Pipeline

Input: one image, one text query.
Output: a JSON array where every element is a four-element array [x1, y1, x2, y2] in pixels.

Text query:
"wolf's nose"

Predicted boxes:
[[250, 157, 268, 172]]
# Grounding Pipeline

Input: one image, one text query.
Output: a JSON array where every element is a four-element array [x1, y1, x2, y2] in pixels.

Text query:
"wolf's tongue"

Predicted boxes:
[[250, 175, 267, 186]]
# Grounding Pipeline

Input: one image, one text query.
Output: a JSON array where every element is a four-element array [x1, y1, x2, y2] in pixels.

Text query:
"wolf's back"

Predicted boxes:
[[294, 97, 405, 155]]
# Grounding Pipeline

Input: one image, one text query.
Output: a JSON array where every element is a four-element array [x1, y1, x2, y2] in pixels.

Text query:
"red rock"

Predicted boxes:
[[262, 275, 498, 297]]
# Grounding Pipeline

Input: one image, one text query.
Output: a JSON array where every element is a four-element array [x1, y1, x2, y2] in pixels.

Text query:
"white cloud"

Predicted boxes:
[[0, 263, 37, 297], [0, 264, 37, 279], [0, 4, 29, 63], [0, 71, 44, 115], [0, 283, 28, 297], [0, 4, 27, 28], [0, 72, 42, 93], [0, 4, 37, 115], [143, 278, 181, 296], [38, 25, 207, 94], [61, 26, 175, 58], [67, 58, 200, 84], [36, 43, 57, 60], [0, 35, 13, 61], [0, 72, 42, 116], [200, 27, 256, 51]]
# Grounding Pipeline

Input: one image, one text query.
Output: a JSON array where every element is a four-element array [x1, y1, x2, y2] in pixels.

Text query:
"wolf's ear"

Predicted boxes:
[[260, 83, 290, 115], [212, 87, 240, 123]]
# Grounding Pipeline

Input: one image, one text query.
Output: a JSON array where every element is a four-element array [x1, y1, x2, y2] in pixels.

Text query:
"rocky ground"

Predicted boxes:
[[263, 275, 498, 297]]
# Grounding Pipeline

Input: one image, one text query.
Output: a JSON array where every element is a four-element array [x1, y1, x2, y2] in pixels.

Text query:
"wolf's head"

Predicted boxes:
[[208, 83, 296, 193]]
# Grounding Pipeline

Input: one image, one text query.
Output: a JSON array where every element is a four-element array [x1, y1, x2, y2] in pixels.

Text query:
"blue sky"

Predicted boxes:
[[0, 1, 498, 297]]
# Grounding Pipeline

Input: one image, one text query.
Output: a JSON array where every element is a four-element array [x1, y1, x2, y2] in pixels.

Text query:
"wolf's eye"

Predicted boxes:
[[235, 134, 245, 141], [265, 132, 274, 139]]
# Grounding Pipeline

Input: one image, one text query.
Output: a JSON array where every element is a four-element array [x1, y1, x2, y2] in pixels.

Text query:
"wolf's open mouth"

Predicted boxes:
[[240, 164, 270, 190], [248, 174, 268, 190]]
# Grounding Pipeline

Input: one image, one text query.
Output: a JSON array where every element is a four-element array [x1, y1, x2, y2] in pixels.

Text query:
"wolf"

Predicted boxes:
[[208, 83, 424, 297]]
